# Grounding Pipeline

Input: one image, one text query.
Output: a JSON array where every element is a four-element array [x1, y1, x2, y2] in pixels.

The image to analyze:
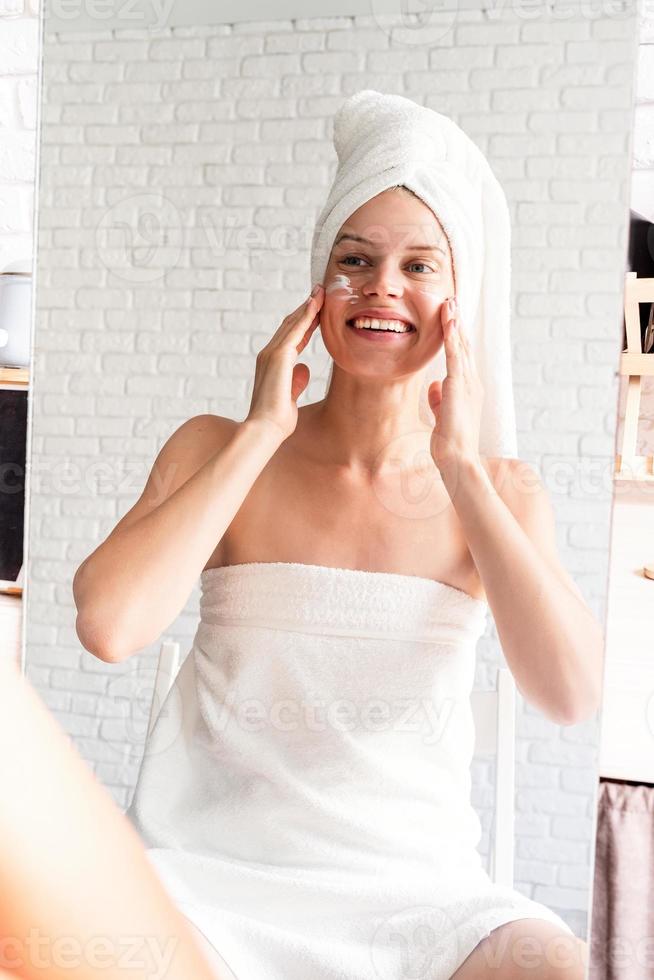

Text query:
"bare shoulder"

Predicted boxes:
[[102, 414, 238, 540], [149, 413, 238, 484], [149, 412, 238, 490], [177, 412, 239, 438], [173, 412, 239, 450]]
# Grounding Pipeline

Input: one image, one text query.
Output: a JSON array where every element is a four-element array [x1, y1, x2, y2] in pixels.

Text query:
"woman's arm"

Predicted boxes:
[[0, 657, 228, 980], [428, 299, 604, 726], [441, 454, 604, 726], [73, 286, 324, 666], [73, 415, 285, 663]]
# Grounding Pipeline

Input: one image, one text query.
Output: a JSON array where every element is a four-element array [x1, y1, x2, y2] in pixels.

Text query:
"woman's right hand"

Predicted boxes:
[[245, 283, 324, 441]]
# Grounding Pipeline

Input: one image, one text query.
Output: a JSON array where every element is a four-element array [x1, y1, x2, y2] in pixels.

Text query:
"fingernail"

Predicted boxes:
[[311, 282, 322, 296], [448, 297, 457, 315]]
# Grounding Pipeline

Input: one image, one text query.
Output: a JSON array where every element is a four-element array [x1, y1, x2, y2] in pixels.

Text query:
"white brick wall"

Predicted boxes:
[[25, 3, 638, 938], [0, 0, 40, 270]]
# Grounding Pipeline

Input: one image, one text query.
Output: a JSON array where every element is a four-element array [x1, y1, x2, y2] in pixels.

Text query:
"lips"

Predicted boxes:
[[348, 309, 416, 329], [345, 320, 416, 340], [346, 316, 416, 332]]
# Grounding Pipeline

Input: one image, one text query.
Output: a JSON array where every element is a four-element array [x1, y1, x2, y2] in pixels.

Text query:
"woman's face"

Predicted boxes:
[[318, 188, 455, 382]]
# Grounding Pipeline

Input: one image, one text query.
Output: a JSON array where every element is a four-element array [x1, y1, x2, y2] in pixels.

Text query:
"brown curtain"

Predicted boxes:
[[589, 779, 654, 980]]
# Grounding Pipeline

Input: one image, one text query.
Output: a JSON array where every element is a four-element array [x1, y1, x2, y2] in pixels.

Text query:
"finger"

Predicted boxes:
[[288, 284, 322, 316], [456, 316, 470, 357], [454, 318, 471, 378], [447, 302, 473, 381], [277, 288, 324, 347], [428, 381, 442, 419], [290, 361, 310, 401], [458, 324, 479, 383], [444, 311, 463, 380], [288, 288, 324, 333], [295, 310, 320, 354], [460, 328, 478, 375]]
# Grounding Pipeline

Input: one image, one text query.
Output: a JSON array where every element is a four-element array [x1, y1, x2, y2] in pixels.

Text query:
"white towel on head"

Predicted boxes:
[[310, 89, 518, 460]]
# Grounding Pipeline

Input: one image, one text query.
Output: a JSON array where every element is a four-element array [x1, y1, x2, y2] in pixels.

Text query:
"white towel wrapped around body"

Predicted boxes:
[[126, 562, 575, 980]]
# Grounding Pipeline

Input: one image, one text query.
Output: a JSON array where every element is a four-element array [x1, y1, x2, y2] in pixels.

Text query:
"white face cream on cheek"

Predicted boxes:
[[325, 273, 350, 294], [415, 283, 440, 296], [325, 273, 354, 296], [324, 274, 361, 314]]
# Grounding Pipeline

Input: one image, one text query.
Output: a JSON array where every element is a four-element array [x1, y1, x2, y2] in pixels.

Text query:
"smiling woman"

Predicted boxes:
[[115, 89, 601, 980], [16, 10, 638, 976], [309, 89, 518, 460], [319, 185, 455, 426]]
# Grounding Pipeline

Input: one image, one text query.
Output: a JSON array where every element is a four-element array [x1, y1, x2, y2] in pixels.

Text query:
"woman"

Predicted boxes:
[[5, 191, 597, 980], [72, 180, 601, 980], [13, 94, 602, 979]]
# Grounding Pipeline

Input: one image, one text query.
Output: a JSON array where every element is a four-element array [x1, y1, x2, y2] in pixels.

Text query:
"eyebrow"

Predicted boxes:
[[334, 233, 446, 255]]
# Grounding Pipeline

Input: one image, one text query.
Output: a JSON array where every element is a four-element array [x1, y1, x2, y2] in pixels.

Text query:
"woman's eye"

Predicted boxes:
[[340, 256, 436, 274]]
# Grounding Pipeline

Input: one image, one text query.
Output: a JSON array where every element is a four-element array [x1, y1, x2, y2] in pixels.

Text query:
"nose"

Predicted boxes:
[[361, 260, 403, 297]]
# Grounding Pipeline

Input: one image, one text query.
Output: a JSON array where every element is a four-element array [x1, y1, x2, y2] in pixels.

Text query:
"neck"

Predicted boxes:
[[301, 375, 433, 480]]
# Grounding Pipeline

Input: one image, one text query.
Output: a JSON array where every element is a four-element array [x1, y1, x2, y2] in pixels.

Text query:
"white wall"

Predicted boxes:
[[42, 0, 581, 34], [25, 4, 638, 937], [0, 0, 40, 271]]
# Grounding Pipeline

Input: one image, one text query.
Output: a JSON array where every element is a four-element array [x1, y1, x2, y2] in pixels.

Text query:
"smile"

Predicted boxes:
[[346, 316, 416, 335]]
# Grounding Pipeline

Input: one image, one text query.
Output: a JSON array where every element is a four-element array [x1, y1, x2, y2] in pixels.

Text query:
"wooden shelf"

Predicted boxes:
[[614, 454, 654, 483], [0, 367, 29, 387], [0, 580, 22, 596], [620, 351, 654, 376], [0, 591, 22, 670], [614, 478, 654, 486]]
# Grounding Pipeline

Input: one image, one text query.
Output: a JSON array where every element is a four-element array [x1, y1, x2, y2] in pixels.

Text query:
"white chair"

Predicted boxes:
[[147, 642, 515, 888], [147, 637, 182, 739], [471, 667, 516, 889]]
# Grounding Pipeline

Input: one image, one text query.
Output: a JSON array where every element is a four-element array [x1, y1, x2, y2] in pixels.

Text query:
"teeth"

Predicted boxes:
[[350, 317, 413, 333]]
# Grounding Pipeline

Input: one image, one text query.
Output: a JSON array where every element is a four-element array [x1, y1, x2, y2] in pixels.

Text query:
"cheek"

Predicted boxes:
[[418, 309, 447, 353], [325, 275, 357, 297], [322, 274, 362, 322], [415, 280, 453, 323]]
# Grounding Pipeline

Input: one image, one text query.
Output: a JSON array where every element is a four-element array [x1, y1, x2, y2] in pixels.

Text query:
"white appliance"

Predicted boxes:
[[0, 257, 33, 368]]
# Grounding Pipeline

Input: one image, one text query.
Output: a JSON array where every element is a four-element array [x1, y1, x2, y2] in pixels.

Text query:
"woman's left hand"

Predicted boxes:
[[427, 297, 484, 474]]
